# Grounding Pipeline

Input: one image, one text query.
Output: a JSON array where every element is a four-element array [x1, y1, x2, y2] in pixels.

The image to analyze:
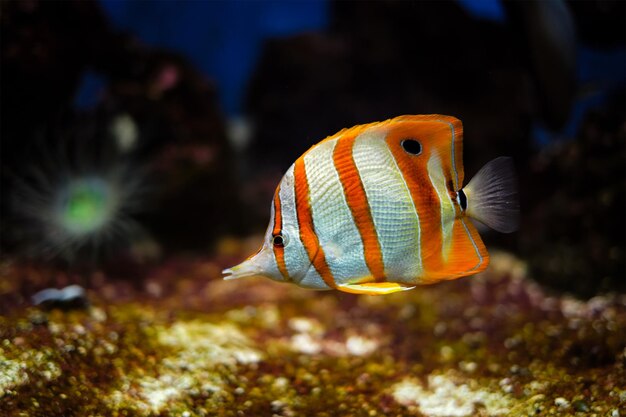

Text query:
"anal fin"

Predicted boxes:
[[337, 282, 415, 295], [422, 217, 490, 284]]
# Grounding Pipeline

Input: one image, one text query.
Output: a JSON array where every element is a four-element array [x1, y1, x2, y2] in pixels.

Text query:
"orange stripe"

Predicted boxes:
[[384, 126, 444, 275], [293, 157, 337, 288], [272, 185, 289, 279], [333, 134, 386, 282]]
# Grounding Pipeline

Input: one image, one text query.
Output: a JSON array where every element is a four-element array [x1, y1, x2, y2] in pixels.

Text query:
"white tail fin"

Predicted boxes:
[[462, 157, 519, 233]]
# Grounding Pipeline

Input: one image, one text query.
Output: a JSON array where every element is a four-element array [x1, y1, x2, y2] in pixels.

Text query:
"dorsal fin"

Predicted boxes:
[[320, 115, 465, 188]]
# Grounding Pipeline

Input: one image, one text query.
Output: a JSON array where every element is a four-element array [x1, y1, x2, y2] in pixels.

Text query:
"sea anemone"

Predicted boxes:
[[7, 125, 148, 262]]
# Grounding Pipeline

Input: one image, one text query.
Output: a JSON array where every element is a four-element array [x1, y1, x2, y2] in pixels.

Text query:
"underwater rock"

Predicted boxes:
[[32, 285, 89, 311], [1, 249, 625, 416], [0, 0, 110, 134], [566, 0, 626, 48], [502, 0, 577, 129], [102, 48, 245, 249], [520, 93, 626, 297], [392, 373, 512, 416]]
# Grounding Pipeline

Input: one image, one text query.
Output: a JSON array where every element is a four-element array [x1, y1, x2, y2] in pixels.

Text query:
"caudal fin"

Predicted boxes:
[[462, 157, 519, 233]]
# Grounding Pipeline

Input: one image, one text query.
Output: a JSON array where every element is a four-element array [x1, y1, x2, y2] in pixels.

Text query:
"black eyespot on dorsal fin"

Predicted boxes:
[[457, 189, 468, 211], [400, 139, 422, 155]]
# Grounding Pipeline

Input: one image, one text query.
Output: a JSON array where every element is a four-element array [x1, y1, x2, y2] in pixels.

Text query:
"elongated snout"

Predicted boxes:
[[222, 257, 263, 280], [222, 244, 282, 281]]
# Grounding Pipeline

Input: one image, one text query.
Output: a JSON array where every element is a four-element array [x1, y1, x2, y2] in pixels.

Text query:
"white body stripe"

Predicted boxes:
[[302, 138, 369, 285], [352, 130, 423, 283], [427, 151, 455, 261], [277, 165, 315, 286], [256, 198, 281, 279], [460, 217, 484, 272]]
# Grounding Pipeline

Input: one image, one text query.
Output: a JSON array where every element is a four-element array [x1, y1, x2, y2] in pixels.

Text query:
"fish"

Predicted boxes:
[[223, 115, 519, 295]]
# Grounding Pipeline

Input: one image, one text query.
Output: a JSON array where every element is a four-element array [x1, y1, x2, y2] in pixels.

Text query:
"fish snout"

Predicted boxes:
[[222, 258, 261, 280]]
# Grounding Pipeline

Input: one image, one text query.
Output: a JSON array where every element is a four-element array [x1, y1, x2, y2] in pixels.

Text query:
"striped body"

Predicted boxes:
[[227, 115, 490, 294]]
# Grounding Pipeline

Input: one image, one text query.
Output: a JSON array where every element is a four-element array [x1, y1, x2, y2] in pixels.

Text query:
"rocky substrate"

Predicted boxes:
[[1, 242, 625, 417]]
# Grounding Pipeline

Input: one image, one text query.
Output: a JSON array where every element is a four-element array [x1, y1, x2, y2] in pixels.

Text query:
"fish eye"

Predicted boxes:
[[401, 139, 422, 155], [272, 233, 288, 248]]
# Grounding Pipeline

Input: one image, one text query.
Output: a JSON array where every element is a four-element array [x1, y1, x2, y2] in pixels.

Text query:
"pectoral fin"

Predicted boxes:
[[337, 282, 415, 295]]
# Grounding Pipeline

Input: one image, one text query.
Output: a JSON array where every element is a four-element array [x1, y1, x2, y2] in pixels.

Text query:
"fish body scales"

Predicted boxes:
[[301, 138, 369, 286], [351, 129, 424, 284]]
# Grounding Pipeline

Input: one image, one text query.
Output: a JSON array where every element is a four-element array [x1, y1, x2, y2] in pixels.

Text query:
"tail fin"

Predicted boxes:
[[462, 157, 519, 233]]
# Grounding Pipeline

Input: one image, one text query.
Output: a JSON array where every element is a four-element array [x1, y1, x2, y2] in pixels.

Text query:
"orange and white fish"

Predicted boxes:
[[223, 115, 518, 295]]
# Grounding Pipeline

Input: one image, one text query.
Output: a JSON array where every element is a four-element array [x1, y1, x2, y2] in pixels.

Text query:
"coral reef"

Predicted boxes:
[[1, 247, 624, 416]]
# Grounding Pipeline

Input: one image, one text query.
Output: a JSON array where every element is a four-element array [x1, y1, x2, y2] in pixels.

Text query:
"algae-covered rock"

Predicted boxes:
[[1, 250, 625, 416]]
